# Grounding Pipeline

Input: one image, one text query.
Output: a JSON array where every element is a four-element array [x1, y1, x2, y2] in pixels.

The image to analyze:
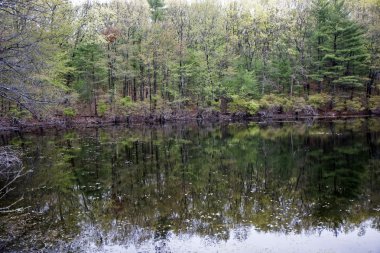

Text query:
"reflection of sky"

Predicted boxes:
[[70, 221, 380, 253]]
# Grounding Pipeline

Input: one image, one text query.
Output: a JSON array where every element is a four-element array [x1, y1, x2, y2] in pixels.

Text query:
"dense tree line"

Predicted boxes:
[[0, 0, 379, 119]]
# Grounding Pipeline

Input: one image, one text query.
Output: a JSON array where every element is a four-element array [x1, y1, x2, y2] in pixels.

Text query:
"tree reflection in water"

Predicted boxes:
[[0, 119, 379, 252]]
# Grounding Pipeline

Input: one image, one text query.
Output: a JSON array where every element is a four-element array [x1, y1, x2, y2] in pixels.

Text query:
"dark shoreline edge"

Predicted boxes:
[[0, 111, 376, 133]]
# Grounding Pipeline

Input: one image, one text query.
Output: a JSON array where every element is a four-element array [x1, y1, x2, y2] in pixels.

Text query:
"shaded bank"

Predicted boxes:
[[0, 108, 376, 132]]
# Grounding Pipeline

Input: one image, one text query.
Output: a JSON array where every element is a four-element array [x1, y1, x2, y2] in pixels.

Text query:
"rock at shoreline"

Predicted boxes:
[[0, 147, 23, 181]]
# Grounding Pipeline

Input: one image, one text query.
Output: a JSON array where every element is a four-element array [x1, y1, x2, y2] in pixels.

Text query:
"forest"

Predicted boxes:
[[1, 0, 380, 124]]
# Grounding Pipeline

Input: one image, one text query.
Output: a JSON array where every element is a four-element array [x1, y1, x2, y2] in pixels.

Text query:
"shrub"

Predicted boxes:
[[9, 108, 31, 119], [116, 96, 143, 116], [333, 98, 345, 112], [119, 96, 133, 107], [259, 94, 292, 112], [210, 99, 220, 109], [369, 96, 380, 111], [63, 107, 76, 117], [229, 95, 259, 115], [308, 93, 332, 110], [291, 97, 306, 111], [334, 97, 364, 113], [346, 98, 364, 112], [245, 100, 260, 115], [98, 102, 109, 117]]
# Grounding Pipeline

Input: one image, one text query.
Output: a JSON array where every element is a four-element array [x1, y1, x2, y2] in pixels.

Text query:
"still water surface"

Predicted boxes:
[[0, 119, 380, 252]]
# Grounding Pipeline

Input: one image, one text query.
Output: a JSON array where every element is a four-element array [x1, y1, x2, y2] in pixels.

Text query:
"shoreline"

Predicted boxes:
[[0, 110, 376, 132]]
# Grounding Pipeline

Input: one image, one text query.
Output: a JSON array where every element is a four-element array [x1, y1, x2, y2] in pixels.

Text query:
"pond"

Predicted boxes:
[[0, 119, 380, 253]]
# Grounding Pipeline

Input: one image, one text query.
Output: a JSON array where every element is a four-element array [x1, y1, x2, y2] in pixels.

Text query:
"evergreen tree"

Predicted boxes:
[[71, 42, 107, 116], [147, 0, 165, 23], [310, 0, 369, 96], [310, 0, 331, 92]]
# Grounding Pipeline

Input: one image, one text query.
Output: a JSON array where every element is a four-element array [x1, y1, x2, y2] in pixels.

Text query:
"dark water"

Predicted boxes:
[[1, 119, 380, 253]]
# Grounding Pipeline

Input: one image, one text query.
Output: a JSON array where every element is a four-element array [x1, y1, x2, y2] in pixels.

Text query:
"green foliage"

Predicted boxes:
[[147, 0, 165, 22], [369, 96, 380, 111], [63, 108, 76, 117], [333, 98, 347, 112], [119, 97, 133, 107], [115, 96, 143, 116], [70, 42, 107, 103], [310, 0, 369, 92], [346, 97, 365, 112], [98, 102, 109, 117], [270, 57, 292, 94], [291, 97, 308, 112], [9, 108, 31, 119], [64, 132, 77, 141], [259, 95, 293, 112], [229, 96, 260, 115], [333, 97, 364, 112], [308, 93, 332, 110], [346, 98, 365, 112], [222, 64, 260, 99], [259, 95, 282, 109], [40, 51, 75, 91], [1, 0, 378, 119], [258, 96, 311, 113]]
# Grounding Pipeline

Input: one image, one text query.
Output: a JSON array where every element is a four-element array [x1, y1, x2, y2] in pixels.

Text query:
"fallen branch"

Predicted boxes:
[[0, 147, 31, 212]]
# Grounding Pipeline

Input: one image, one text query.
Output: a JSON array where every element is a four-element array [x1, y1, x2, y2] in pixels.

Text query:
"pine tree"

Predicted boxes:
[[310, 0, 369, 96], [309, 0, 334, 92], [147, 0, 165, 23], [71, 42, 107, 116]]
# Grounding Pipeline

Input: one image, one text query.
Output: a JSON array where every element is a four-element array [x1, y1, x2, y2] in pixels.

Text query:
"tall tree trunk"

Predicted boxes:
[[179, 26, 184, 97], [153, 51, 158, 110], [148, 64, 152, 112], [108, 44, 112, 90], [1, 97, 3, 117], [205, 52, 214, 101], [140, 65, 144, 101], [367, 70, 376, 98], [179, 59, 184, 96], [123, 75, 127, 98], [290, 77, 293, 97], [133, 77, 137, 102], [92, 52, 97, 117], [153, 52, 158, 95], [317, 37, 323, 93]]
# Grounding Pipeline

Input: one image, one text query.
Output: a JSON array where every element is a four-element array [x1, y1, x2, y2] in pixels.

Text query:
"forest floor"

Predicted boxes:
[[0, 107, 374, 132]]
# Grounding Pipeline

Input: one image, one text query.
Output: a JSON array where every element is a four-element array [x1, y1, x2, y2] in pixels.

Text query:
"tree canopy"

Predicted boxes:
[[0, 0, 379, 119]]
